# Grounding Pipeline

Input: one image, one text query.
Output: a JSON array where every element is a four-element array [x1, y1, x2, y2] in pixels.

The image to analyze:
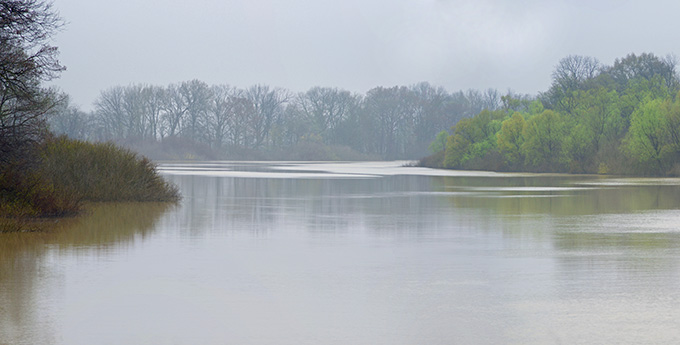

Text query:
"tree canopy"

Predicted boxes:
[[431, 53, 680, 176]]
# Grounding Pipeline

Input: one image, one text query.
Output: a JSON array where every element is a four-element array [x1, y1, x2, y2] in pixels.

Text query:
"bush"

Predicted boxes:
[[418, 151, 445, 168], [1, 136, 180, 232], [0, 159, 80, 219], [39, 136, 180, 202]]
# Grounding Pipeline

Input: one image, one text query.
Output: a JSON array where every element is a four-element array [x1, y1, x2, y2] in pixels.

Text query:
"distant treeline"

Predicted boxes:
[[49, 82, 524, 160], [422, 53, 680, 176]]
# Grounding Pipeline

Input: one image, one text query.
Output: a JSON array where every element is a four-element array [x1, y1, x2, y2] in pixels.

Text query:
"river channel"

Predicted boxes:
[[2, 161, 680, 344]]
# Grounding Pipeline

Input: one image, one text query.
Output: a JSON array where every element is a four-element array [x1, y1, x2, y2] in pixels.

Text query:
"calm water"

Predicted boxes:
[[2, 161, 680, 344]]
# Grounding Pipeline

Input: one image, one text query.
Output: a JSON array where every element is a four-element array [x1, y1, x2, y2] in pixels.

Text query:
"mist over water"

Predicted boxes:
[[2, 162, 680, 344]]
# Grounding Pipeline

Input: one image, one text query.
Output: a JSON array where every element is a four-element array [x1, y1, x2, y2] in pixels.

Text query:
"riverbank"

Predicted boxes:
[[0, 136, 180, 233], [116, 136, 381, 162], [416, 150, 680, 177]]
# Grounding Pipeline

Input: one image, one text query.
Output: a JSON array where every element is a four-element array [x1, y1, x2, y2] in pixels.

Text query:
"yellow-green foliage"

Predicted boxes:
[[428, 130, 449, 154], [40, 136, 180, 202], [496, 113, 526, 167], [522, 110, 567, 171], [443, 119, 473, 168], [443, 110, 505, 169], [423, 53, 680, 175]]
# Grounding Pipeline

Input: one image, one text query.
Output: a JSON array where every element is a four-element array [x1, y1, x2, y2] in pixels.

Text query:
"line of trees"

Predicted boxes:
[[49, 81, 513, 159], [430, 53, 680, 176], [10, 2, 678, 174]]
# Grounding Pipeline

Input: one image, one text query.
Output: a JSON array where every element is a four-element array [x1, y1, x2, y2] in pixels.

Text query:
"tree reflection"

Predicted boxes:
[[433, 176, 680, 216], [0, 202, 173, 344]]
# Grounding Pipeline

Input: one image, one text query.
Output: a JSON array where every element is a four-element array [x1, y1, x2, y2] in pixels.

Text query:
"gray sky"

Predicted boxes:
[[49, 0, 680, 110]]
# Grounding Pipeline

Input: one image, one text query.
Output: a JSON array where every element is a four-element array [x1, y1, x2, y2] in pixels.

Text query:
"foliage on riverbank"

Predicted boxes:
[[1, 136, 180, 233], [422, 53, 680, 176], [40, 136, 180, 201]]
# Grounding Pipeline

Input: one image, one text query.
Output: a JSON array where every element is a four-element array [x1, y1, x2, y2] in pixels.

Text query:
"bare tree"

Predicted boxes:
[[178, 80, 211, 142], [363, 86, 415, 158], [93, 86, 125, 140], [162, 83, 189, 137], [244, 85, 288, 148], [482, 88, 501, 110], [94, 84, 167, 141], [544, 55, 601, 113], [0, 0, 65, 161], [410, 82, 452, 155], [121, 84, 148, 139], [552, 55, 601, 91], [297, 86, 355, 144], [48, 95, 91, 140], [205, 84, 234, 148], [226, 93, 255, 148], [141, 85, 166, 140]]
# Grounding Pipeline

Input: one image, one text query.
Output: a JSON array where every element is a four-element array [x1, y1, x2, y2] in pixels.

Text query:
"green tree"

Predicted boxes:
[[496, 113, 525, 168], [467, 109, 503, 162], [624, 98, 668, 173], [576, 88, 623, 152], [522, 110, 567, 171], [665, 93, 680, 152], [443, 119, 475, 168], [442, 109, 504, 169], [428, 130, 448, 153], [562, 122, 594, 173], [559, 87, 625, 172]]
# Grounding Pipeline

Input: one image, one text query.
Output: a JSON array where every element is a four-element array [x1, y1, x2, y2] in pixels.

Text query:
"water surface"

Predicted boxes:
[[2, 161, 680, 344]]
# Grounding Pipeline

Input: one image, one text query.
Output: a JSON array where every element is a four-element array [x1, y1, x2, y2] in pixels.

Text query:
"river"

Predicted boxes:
[[2, 161, 680, 344]]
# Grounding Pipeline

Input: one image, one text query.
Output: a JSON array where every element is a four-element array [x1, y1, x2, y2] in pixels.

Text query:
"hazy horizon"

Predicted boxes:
[[49, 0, 680, 110]]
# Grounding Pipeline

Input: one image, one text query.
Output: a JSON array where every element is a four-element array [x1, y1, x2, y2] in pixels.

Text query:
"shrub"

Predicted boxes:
[[0, 160, 80, 219], [39, 136, 180, 202], [1, 136, 180, 232]]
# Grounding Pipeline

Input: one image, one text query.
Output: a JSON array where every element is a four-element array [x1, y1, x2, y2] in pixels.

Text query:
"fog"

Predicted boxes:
[[50, 0, 680, 110]]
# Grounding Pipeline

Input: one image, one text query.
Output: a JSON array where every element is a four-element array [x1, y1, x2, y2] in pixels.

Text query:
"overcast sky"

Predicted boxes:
[[49, 0, 680, 110]]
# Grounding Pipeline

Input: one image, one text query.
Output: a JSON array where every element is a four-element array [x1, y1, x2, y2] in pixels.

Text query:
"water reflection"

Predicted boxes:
[[159, 164, 680, 343], [0, 202, 173, 345], [166, 169, 680, 240], [167, 173, 449, 238], [3, 162, 680, 344], [433, 175, 680, 215]]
